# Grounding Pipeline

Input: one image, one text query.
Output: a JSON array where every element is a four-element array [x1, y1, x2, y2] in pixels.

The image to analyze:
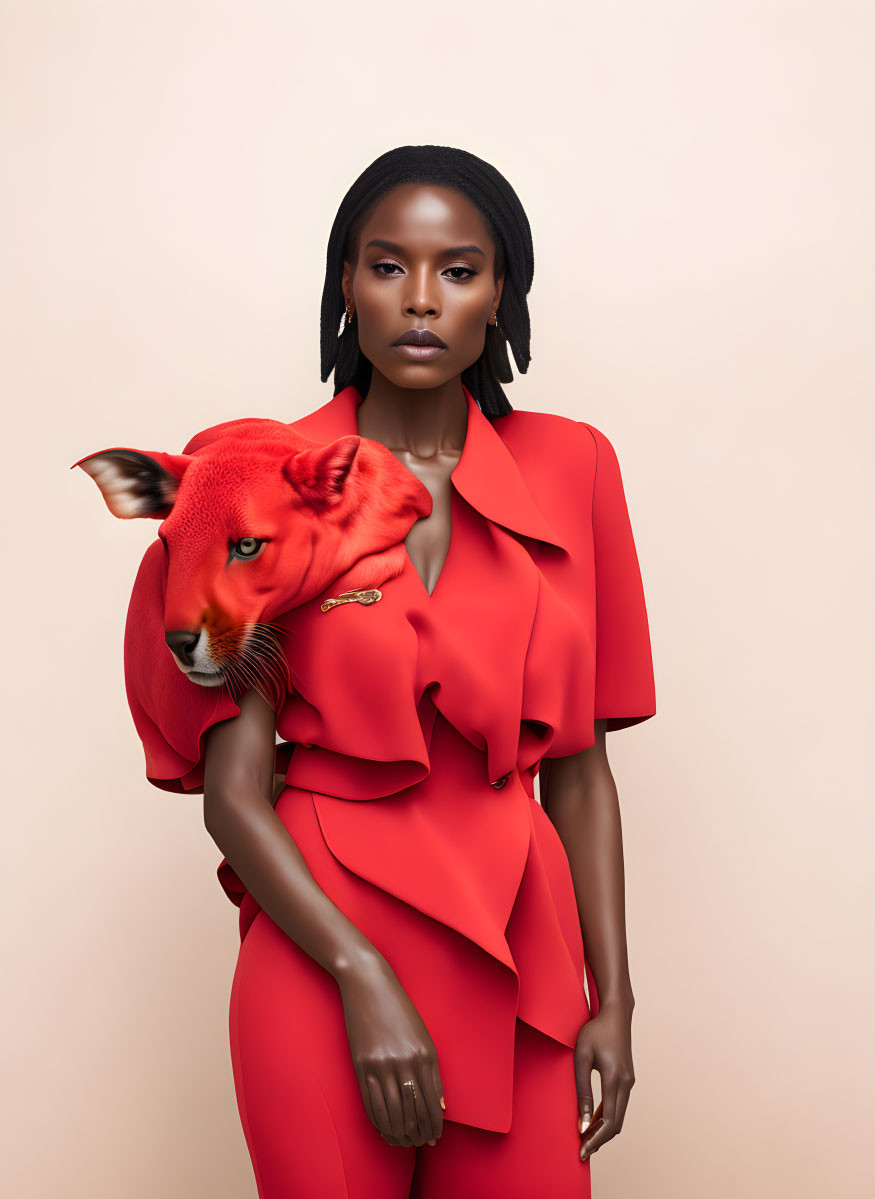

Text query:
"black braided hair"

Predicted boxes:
[[320, 145, 535, 419]]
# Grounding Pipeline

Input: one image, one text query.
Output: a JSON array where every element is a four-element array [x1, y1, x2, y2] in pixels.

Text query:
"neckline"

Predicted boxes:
[[351, 386, 473, 600], [401, 487, 459, 600], [290, 382, 569, 555]]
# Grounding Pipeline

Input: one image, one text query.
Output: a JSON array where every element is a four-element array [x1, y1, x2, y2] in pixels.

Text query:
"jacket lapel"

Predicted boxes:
[[291, 384, 568, 553]]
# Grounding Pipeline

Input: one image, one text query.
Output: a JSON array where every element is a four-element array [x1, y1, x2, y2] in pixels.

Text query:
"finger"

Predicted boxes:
[[574, 1047, 595, 1135], [398, 1074, 424, 1146], [599, 1068, 621, 1139], [416, 1060, 443, 1143], [431, 1058, 446, 1113], [383, 1072, 413, 1146], [582, 1081, 618, 1161], [365, 1073, 394, 1143], [354, 1065, 377, 1129], [612, 1074, 633, 1134], [410, 1069, 436, 1144], [580, 1116, 610, 1160], [580, 1098, 606, 1160]]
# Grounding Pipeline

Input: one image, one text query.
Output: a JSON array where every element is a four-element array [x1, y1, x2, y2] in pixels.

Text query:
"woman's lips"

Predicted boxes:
[[392, 344, 446, 360]]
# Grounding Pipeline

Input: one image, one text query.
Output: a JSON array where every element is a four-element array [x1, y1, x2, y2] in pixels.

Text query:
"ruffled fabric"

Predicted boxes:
[[123, 383, 656, 1133], [271, 488, 596, 801], [286, 713, 590, 1133]]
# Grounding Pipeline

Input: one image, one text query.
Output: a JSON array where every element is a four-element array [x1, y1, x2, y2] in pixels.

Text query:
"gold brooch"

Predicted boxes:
[[320, 587, 383, 613]]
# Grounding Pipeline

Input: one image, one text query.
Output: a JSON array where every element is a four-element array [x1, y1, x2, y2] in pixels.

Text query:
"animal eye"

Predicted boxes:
[[230, 537, 267, 561]]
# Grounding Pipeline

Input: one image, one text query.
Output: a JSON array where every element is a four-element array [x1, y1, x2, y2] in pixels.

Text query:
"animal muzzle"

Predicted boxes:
[[165, 627, 226, 686]]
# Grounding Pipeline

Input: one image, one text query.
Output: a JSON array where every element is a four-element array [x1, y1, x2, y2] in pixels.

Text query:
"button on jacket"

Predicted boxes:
[[123, 383, 656, 1134]]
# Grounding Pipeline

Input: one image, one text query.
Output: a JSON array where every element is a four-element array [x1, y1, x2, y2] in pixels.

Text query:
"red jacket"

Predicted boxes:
[[123, 383, 656, 1133]]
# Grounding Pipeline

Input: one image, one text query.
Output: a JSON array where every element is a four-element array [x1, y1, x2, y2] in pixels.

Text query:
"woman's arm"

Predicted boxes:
[[540, 717, 636, 1162], [201, 690, 446, 1148], [202, 689, 383, 982]]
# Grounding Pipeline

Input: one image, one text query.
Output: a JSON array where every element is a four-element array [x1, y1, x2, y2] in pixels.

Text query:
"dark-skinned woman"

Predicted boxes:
[[123, 145, 656, 1199]]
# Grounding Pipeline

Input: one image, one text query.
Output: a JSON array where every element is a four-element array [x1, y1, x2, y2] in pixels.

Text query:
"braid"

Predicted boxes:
[[319, 145, 535, 420]]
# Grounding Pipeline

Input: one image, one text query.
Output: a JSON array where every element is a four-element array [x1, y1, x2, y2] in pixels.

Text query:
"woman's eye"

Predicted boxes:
[[370, 262, 476, 281], [230, 537, 267, 561]]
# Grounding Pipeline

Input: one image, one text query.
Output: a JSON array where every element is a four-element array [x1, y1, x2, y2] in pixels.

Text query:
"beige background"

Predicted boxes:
[[3, 2, 873, 1196]]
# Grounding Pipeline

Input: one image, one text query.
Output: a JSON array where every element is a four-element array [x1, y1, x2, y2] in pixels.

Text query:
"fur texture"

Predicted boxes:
[[72, 419, 432, 703]]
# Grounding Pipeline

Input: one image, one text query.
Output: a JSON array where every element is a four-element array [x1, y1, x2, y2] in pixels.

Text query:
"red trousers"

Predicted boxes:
[[230, 902, 592, 1199]]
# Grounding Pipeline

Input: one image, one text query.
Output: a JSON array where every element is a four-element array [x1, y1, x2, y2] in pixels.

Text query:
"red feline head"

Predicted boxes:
[[73, 418, 431, 703]]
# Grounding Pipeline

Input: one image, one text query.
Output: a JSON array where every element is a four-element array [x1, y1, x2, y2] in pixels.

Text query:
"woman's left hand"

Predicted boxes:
[[573, 999, 636, 1162]]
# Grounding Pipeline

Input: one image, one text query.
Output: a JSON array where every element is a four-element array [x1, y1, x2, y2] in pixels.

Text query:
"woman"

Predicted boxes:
[[123, 145, 656, 1198]]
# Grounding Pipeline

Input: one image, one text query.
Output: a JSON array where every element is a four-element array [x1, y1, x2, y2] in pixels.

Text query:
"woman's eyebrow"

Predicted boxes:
[[363, 238, 486, 258]]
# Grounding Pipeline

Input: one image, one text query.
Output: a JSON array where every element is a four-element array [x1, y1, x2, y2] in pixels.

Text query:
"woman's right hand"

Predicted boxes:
[[338, 957, 446, 1148], [201, 696, 445, 1149]]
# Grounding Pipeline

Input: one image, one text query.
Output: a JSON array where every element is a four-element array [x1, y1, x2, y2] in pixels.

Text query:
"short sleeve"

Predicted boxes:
[[581, 422, 656, 731], [124, 539, 244, 793]]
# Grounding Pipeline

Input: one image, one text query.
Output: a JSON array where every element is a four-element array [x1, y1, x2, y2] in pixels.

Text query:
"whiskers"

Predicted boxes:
[[217, 620, 292, 710]]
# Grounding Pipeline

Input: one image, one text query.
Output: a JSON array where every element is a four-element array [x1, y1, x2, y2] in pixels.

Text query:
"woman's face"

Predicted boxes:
[[341, 183, 504, 390]]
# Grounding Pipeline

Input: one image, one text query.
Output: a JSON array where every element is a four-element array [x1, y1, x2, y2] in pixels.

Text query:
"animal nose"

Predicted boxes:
[[165, 629, 200, 666]]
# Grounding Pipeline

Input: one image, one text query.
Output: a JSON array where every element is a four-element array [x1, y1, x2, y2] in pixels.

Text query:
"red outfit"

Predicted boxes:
[[124, 385, 656, 1197]]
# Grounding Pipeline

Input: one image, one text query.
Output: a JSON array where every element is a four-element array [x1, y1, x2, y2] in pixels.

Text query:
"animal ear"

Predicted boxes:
[[70, 448, 195, 519], [283, 436, 361, 507]]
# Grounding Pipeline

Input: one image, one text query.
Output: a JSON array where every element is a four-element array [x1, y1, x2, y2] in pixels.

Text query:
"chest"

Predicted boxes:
[[396, 450, 458, 598]]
